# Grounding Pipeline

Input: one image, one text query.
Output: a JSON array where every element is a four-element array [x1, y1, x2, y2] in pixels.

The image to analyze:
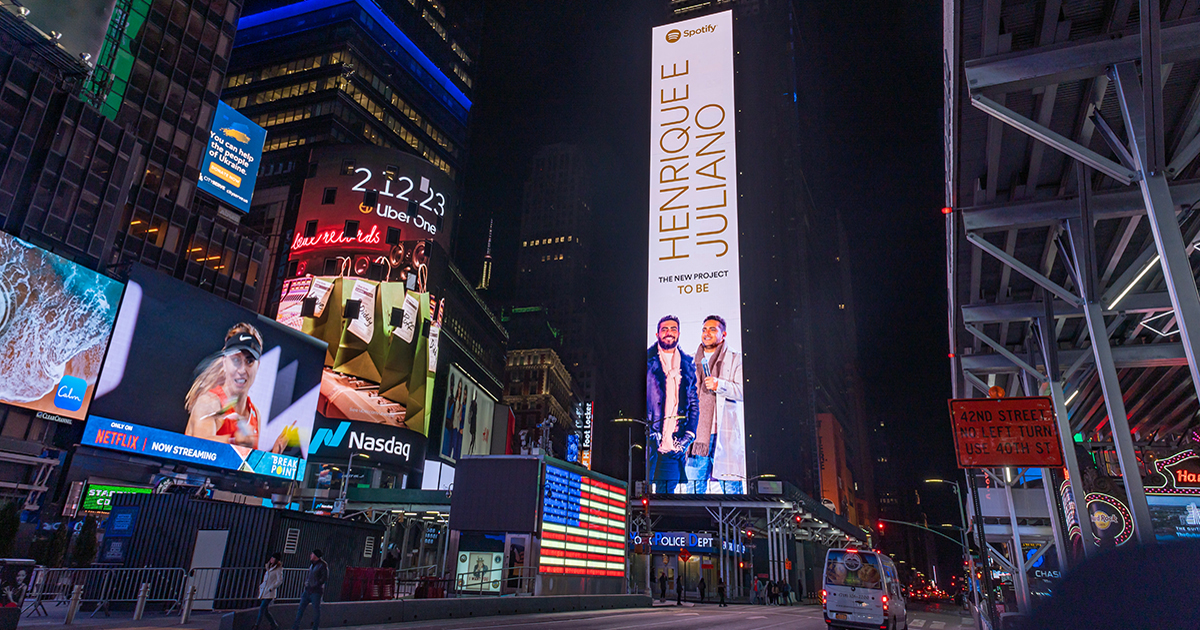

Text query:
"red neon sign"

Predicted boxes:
[[290, 224, 383, 253]]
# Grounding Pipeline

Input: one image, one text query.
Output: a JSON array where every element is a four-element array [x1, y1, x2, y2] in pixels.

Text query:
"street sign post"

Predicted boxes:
[[947, 396, 1064, 468]]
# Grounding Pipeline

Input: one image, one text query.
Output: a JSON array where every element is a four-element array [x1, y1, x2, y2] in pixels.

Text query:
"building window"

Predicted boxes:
[[322, 187, 337, 204]]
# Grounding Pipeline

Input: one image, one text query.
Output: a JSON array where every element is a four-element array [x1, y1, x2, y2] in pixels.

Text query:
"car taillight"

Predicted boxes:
[[882, 595, 889, 611], [821, 589, 827, 604]]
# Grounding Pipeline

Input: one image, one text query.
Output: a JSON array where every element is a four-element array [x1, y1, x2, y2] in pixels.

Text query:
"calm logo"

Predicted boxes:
[[54, 375, 87, 412]]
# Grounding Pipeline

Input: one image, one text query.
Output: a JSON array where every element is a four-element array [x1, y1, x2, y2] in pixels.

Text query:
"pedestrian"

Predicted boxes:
[[291, 549, 328, 630], [781, 579, 790, 606], [251, 553, 283, 630], [659, 571, 668, 602], [752, 577, 759, 604], [675, 573, 683, 606], [717, 578, 727, 607], [769, 580, 779, 605], [697, 576, 707, 604]]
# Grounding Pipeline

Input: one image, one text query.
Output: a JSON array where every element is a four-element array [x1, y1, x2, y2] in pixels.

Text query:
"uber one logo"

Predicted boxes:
[[310, 421, 412, 460]]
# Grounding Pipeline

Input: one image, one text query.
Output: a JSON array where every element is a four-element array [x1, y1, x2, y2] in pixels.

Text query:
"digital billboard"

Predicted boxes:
[[538, 463, 626, 577], [197, 101, 267, 213], [441, 365, 495, 463], [80, 483, 151, 513], [0, 232, 123, 421], [84, 266, 325, 480], [647, 11, 745, 494], [285, 145, 455, 283]]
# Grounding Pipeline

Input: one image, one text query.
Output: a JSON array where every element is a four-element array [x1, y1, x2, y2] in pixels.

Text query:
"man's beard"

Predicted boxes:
[[702, 338, 724, 350], [658, 338, 678, 350]]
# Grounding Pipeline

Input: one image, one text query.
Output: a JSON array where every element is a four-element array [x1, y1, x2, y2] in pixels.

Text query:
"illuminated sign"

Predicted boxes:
[[80, 484, 151, 512], [82, 416, 304, 479], [647, 10, 746, 495], [87, 267, 324, 479], [307, 417, 425, 473], [628, 531, 745, 555], [1086, 493, 1133, 547], [947, 397, 1063, 468], [539, 463, 626, 577], [197, 101, 267, 212], [1146, 450, 1200, 495]]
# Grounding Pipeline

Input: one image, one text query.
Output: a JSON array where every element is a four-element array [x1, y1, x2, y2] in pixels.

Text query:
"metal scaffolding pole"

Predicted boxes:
[[1113, 61, 1200, 399], [994, 469, 1032, 614], [1036, 291, 1097, 557]]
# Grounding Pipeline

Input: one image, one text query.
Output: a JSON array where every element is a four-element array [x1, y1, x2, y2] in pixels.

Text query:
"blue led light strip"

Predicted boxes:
[[238, 0, 472, 112]]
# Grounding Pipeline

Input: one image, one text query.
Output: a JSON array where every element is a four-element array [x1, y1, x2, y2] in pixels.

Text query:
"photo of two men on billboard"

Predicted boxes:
[[646, 314, 746, 494]]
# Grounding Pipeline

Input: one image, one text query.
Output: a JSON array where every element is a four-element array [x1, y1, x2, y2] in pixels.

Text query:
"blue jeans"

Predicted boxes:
[[292, 591, 321, 630], [254, 599, 277, 630], [685, 436, 745, 494], [646, 434, 685, 493]]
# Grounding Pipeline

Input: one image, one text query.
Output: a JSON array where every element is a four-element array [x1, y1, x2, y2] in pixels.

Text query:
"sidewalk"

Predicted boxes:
[[18, 604, 225, 630]]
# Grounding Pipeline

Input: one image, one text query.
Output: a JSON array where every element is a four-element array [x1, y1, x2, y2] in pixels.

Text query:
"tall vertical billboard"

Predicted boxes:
[[647, 11, 746, 494]]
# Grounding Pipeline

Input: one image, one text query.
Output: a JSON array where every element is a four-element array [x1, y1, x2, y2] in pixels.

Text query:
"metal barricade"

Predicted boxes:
[[186, 567, 309, 611], [451, 565, 537, 596], [22, 567, 187, 618]]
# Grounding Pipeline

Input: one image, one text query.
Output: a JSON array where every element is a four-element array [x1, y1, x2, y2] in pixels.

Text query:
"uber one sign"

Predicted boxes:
[[308, 418, 424, 470]]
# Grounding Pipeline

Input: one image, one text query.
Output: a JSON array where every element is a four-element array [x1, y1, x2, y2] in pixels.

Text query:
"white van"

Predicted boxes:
[[822, 548, 908, 630]]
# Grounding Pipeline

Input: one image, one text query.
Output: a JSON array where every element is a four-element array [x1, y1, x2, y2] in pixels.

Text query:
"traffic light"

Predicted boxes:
[[877, 521, 885, 533], [641, 496, 649, 511], [745, 530, 753, 538]]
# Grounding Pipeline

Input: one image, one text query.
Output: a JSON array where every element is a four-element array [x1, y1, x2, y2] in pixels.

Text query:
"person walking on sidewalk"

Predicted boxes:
[[658, 571, 668, 602], [291, 549, 328, 630], [675, 574, 684, 606], [718, 578, 727, 607], [252, 553, 283, 630], [697, 576, 707, 604]]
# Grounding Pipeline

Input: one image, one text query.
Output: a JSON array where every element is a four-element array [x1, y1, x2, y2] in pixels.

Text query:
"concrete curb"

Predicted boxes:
[[219, 594, 652, 630]]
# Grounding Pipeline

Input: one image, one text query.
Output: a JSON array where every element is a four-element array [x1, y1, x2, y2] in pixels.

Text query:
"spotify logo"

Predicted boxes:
[[666, 29, 681, 43]]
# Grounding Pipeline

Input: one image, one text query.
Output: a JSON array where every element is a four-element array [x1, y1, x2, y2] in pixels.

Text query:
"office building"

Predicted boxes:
[[514, 145, 597, 405], [223, 0, 479, 317]]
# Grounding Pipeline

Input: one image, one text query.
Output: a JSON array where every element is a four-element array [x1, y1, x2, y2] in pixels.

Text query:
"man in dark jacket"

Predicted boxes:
[[658, 571, 668, 602], [291, 549, 328, 630], [646, 315, 699, 494]]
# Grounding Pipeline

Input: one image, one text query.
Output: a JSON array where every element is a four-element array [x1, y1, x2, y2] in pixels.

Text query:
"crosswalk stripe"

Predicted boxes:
[[931, 622, 946, 629], [910, 620, 927, 628]]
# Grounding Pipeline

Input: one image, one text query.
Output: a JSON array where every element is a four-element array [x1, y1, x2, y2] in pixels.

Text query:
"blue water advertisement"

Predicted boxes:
[[197, 101, 266, 212], [83, 416, 304, 480]]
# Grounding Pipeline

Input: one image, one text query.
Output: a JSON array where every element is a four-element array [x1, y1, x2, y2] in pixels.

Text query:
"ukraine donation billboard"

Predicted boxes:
[[0, 232, 123, 422], [197, 101, 267, 212], [84, 266, 325, 480], [647, 10, 745, 494]]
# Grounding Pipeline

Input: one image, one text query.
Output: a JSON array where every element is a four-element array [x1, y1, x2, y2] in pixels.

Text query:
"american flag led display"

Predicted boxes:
[[539, 464, 627, 576]]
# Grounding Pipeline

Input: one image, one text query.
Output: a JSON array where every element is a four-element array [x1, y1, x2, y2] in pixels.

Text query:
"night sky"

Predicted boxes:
[[456, 0, 961, 554]]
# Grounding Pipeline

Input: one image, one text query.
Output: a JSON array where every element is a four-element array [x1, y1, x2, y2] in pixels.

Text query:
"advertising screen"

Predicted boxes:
[[538, 463, 626, 577], [440, 365, 495, 462], [285, 145, 455, 283], [84, 266, 324, 480], [0, 232, 123, 421], [80, 483, 151, 512], [647, 11, 745, 494], [197, 101, 267, 212]]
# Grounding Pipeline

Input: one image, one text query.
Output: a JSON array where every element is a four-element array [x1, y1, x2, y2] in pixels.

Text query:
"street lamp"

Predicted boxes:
[[612, 417, 648, 594], [925, 479, 972, 611]]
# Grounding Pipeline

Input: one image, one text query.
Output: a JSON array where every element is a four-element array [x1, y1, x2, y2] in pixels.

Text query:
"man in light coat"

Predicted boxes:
[[685, 315, 746, 494]]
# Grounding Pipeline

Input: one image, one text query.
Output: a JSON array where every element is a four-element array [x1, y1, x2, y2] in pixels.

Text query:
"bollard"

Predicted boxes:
[[64, 584, 83, 625], [180, 578, 196, 625], [133, 583, 150, 620]]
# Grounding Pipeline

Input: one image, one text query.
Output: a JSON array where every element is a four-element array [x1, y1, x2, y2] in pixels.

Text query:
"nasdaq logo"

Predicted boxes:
[[309, 421, 350, 454]]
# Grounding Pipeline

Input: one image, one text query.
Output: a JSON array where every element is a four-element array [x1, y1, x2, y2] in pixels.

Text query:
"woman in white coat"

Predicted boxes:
[[252, 553, 284, 630]]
